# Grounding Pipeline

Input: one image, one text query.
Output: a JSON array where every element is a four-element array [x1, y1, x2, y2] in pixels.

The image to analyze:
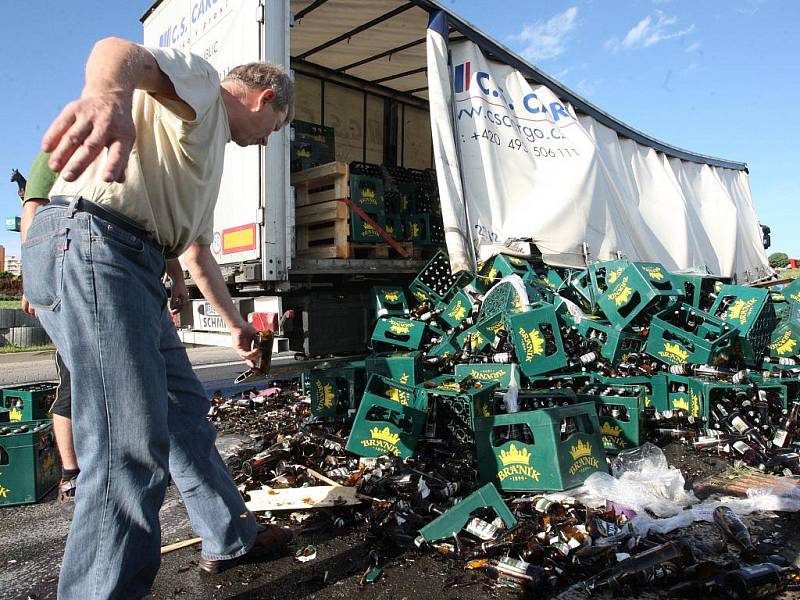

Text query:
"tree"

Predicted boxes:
[[769, 252, 789, 269]]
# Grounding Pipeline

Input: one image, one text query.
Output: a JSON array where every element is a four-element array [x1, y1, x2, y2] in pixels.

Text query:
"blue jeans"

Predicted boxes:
[[22, 201, 257, 599]]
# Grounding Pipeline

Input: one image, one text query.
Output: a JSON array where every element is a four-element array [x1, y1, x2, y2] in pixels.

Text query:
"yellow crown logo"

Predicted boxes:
[[386, 387, 410, 406], [607, 267, 626, 284], [690, 389, 701, 417], [321, 383, 336, 408], [361, 188, 376, 200], [499, 443, 531, 466], [726, 298, 756, 325], [659, 342, 689, 364], [608, 277, 633, 306], [643, 266, 664, 281], [487, 268, 498, 281], [791, 292, 800, 305], [413, 290, 428, 302], [769, 330, 798, 357], [388, 320, 413, 335], [518, 327, 545, 361], [370, 427, 400, 445], [570, 440, 593, 460], [411, 223, 421, 237], [297, 147, 312, 158], [600, 422, 622, 437], [672, 397, 689, 411], [382, 290, 400, 303], [487, 320, 506, 334], [448, 300, 467, 322], [9, 408, 22, 422], [509, 256, 526, 265]]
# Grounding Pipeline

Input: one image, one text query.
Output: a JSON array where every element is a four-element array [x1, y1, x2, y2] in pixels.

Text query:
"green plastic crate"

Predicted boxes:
[[645, 303, 737, 366], [591, 374, 668, 414], [371, 317, 428, 351], [0, 420, 60, 506], [418, 375, 496, 443], [426, 327, 460, 358], [383, 214, 405, 241], [456, 310, 507, 354], [569, 261, 631, 313], [475, 403, 607, 492], [2, 383, 56, 422], [576, 319, 647, 364], [508, 306, 567, 377], [345, 377, 427, 458], [577, 384, 647, 453], [525, 373, 594, 393], [439, 289, 474, 330], [662, 375, 788, 423], [309, 364, 367, 417], [596, 262, 682, 329], [365, 351, 423, 387], [407, 214, 432, 245], [349, 174, 385, 213], [455, 363, 520, 390], [479, 280, 531, 319], [768, 322, 800, 359], [484, 254, 535, 280], [784, 279, 800, 310], [350, 210, 386, 243], [0, 409, 8, 423], [371, 286, 409, 318], [409, 251, 471, 305], [670, 273, 729, 311], [710, 285, 778, 366]]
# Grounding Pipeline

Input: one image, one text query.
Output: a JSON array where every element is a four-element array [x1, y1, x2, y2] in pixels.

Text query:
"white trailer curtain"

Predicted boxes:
[[427, 21, 771, 282]]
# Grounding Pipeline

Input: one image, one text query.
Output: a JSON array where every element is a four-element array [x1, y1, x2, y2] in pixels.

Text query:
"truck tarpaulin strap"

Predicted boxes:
[[426, 21, 772, 282], [340, 197, 410, 258]]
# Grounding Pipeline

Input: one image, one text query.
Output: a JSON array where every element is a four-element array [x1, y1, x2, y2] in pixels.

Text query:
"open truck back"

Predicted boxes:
[[140, 0, 771, 355]]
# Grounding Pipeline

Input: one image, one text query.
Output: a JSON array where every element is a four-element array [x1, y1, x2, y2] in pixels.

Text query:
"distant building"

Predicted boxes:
[[4, 255, 21, 276], [0, 245, 5, 273]]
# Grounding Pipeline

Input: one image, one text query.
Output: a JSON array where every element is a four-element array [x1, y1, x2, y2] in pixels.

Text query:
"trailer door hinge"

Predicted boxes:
[[256, 1, 264, 23], [257, 207, 265, 225]]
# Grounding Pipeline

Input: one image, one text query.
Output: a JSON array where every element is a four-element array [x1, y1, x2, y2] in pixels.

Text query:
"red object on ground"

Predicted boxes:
[[249, 312, 278, 333], [790, 258, 799, 269]]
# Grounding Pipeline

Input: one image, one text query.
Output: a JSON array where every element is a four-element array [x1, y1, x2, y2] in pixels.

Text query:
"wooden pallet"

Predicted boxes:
[[292, 162, 349, 207], [295, 200, 350, 259], [349, 242, 430, 260]]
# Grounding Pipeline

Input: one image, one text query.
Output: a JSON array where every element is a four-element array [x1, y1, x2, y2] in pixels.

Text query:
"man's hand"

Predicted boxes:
[[21, 295, 36, 317], [169, 279, 189, 315], [231, 322, 262, 367], [43, 91, 136, 183]]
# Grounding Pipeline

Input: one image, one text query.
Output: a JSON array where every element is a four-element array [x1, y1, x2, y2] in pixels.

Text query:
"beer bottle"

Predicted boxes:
[[713, 506, 755, 553]]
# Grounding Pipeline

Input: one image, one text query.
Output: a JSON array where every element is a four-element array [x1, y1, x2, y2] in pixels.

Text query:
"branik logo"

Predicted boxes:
[[454, 61, 471, 93]]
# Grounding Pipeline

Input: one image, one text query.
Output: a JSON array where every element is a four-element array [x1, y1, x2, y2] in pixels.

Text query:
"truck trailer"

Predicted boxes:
[[140, 0, 772, 357]]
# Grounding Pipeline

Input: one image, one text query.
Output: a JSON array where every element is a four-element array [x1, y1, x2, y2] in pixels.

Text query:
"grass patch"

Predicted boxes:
[[779, 269, 800, 280], [0, 343, 54, 354], [0, 299, 22, 309]]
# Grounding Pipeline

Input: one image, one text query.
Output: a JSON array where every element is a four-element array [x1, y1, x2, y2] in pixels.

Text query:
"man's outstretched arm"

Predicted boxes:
[[42, 37, 189, 184]]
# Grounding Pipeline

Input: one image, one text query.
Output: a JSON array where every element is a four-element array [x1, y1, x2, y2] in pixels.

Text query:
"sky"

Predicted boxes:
[[1, 0, 798, 261]]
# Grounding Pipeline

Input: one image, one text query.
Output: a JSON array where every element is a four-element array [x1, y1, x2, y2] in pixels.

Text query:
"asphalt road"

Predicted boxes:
[[0, 347, 344, 600]]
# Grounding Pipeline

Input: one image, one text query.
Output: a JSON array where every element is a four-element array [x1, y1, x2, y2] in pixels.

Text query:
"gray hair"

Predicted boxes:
[[224, 62, 294, 118]]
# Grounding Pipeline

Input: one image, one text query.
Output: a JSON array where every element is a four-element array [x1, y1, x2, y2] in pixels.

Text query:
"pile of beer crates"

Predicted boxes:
[[307, 251, 800, 491]]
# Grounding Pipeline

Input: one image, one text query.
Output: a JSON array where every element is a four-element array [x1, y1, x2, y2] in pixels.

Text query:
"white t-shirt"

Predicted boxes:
[[50, 47, 230, 256]]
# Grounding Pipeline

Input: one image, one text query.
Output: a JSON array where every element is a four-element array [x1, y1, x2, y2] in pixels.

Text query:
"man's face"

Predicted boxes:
[[235, 88, 288, 147]]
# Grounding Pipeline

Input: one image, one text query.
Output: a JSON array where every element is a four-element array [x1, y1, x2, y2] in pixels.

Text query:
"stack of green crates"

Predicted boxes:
[[0, 420, 60, 506], [290, 120, 335, 173], [348, 162, 386, 243]]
